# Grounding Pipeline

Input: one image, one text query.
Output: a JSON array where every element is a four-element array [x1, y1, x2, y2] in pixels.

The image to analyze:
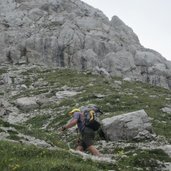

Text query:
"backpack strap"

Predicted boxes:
[[89, 110, 95, 121]]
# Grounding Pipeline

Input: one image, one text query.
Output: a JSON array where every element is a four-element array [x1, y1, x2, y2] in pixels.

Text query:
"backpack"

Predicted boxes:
[[80, 105, 103, 131]]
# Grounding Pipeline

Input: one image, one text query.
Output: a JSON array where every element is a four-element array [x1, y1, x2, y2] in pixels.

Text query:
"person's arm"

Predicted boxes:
[[62, 119, 77, 131]]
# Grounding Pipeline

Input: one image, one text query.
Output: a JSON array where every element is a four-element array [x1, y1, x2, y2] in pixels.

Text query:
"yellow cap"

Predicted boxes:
[[68, 108, 80, 116]]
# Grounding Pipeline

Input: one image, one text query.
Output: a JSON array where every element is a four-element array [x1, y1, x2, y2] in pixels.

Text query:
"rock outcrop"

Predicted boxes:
[[15, 97, 40, 111], [101, 110, 155, 141], [0, 0, 171, 88]]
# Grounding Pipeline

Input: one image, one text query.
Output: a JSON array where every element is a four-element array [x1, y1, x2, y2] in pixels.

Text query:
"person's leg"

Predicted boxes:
[[87, 145, 100, 156], [82, 127, 101, 156], [75, 145, 84, 152], [75, 138, 84, 152]]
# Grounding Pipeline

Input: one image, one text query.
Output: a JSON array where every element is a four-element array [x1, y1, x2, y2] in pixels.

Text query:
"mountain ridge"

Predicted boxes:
[[0, 0, 171, 89]]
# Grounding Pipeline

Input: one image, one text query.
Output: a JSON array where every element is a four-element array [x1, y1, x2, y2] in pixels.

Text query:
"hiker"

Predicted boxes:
[[61, 106, 102, 156]]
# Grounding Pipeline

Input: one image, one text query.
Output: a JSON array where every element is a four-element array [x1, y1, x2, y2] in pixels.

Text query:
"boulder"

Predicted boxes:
[[55, 90, 80, 99], [16, 97, 39, 111], [18, 134, 52, 148], [161, 107, 171, 114], [101, 110, 154, 141], [162, 145, 171, 158]]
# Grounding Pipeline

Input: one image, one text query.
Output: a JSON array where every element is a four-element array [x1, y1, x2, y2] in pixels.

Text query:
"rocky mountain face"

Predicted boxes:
[[0, 0, 171, 89], [0, 0, 171, 88]]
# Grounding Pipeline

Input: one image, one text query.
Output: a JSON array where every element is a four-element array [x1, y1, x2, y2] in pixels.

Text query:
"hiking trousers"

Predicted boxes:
[[80, 127, 95, 150]]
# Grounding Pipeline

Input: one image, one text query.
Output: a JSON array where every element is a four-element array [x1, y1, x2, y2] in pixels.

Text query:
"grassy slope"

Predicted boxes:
[[0, 67, 171, 171]]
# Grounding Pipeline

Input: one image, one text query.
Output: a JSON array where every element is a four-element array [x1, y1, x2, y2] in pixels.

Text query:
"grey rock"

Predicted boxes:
[[16, 97, 39, 111], [2, 73, 13, 85], [0, 80, 5, 85], [0, 126, 18, 133], [110, 15, 140, 45], [102, 51, 135, 77], [32, 80, 49, 88], [93, 94, 105, 98], [114, 80, 122, 85], [18, 134, 52, 148], [123, 77, 132, 82], [0, 108, 6, 117], [55, 90, 80, 99], [94, 66, 110, 78], [162, 145, 171, 158], [0, 99, 11, 108], [36, 94, 53, 107], [0, 0, 171, 88], [20, 84, 28, 90], [6, 110, 27, 124], [0, 100, 12, 117], [0, 132, 9, 140], [161, 107, 171, 114], [101, 110, 153, 141]]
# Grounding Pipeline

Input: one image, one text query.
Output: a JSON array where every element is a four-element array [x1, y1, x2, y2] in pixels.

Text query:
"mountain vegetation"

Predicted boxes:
[[0, 64, 170, 171]]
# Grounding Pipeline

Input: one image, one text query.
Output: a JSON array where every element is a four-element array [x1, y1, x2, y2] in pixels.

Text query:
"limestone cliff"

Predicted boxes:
[[0, 0, 171, 88]]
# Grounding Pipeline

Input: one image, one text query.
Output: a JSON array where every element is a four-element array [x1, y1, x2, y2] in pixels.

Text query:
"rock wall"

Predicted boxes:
[[0, 0, 171, 88]]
